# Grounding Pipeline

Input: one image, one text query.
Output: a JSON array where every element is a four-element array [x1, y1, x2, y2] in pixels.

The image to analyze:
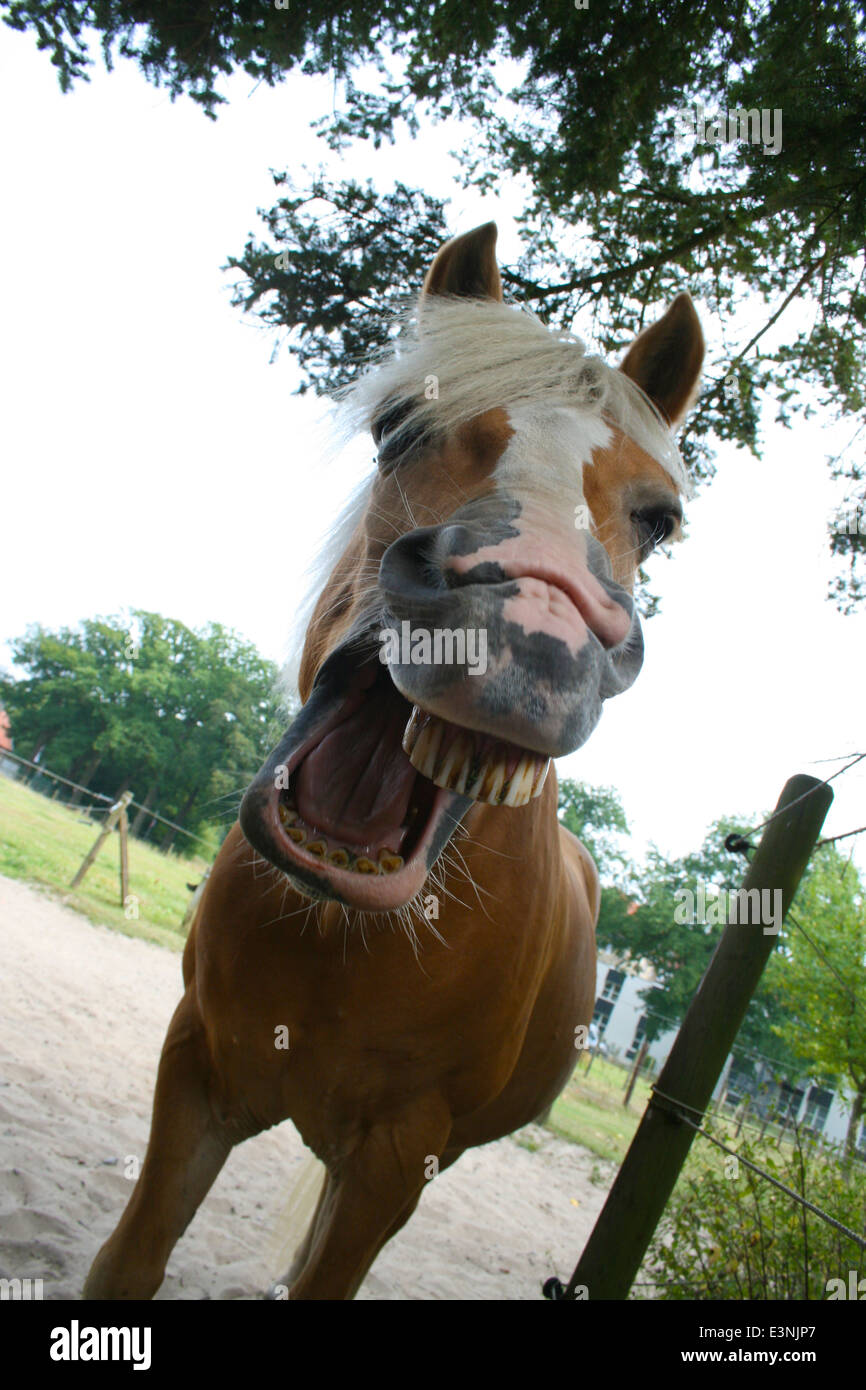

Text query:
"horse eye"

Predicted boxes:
[[631, 508, 678, 558], [371, 400, 408, 468], [372, 398, 426, 472]]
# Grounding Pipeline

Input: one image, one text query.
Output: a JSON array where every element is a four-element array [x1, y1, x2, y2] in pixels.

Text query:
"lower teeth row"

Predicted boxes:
[[278, 799, 404, 874]]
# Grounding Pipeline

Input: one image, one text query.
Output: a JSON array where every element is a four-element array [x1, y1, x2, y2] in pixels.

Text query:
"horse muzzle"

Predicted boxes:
[[377, 499, 644, 760], [239, 499, 643, 912]]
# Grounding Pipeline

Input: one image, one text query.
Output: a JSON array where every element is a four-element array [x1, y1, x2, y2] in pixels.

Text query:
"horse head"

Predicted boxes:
[[240, 222, 703, 912]]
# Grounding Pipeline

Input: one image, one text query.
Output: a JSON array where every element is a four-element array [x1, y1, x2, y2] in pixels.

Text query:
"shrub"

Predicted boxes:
[[638, 1124, 866, 1299]]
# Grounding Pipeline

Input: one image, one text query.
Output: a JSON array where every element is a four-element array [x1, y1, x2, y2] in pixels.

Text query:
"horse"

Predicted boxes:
[[83, 222, 703, 1300]]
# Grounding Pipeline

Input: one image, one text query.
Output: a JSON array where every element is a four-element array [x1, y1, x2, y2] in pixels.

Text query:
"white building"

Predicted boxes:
[[590, 951, 865, 1155]]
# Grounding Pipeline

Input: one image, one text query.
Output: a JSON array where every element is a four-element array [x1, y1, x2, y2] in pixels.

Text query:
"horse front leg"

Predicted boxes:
[[288, 1094, 453, 1300], [83, 990, 241, 1300]]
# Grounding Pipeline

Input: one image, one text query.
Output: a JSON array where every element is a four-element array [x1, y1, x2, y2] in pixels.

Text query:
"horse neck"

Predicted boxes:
[[410, 771, 571, 935]]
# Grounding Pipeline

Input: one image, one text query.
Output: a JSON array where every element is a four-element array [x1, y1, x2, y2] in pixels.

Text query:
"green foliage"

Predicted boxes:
[[225, 2, 865, 605], [0, 610, 288, 845], [766, 846, 866, 1151], [1, 0, 390, 114], [595, 819, 733, 1022], [555, 782, 865, 1105], [9, 0, 864, 602], [642, 1126, 866, 1299], [557, 779, 641, 951], [225, 176, 450, 394], [557, 777, 630, 881], [559, 783, 865, 1114]]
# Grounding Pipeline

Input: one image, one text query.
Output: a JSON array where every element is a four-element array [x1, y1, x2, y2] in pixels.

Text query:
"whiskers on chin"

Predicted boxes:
[[232, 813, 502, 965]]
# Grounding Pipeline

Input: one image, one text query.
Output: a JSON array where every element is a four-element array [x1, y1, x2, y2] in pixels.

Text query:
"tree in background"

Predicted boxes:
[[592, 815, 804, 1076], [766, 845, 866, 1155], [557, 777, 640, 954], [557, 778, 631, 881], [6, 0, 865, 606], [0, 611, 287, 847]]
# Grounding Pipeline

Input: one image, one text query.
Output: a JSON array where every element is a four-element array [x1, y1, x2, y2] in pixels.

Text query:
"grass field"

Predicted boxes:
[[548, 1054, 653, 1164], [0, 773, 210, 949]]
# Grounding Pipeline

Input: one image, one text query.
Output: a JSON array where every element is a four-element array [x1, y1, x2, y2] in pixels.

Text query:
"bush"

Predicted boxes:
[[638, 1125, 866, 1299]]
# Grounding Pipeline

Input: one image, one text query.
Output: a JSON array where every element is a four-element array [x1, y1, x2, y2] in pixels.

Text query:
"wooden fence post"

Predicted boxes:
[[118, 804, 130, 908], [623, 1039, 649, 1109], [564, 773, 833, 1300], [69, 791, 134, 892]]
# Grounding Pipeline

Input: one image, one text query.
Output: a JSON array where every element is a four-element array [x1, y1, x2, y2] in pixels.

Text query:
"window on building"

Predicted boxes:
[[777, 1080, 806, 1122], [802, 1086, 833, 1134], [601, 968, 625, 1003], [592, 998, 613, 1035], [722, 1060, 757, 1111]]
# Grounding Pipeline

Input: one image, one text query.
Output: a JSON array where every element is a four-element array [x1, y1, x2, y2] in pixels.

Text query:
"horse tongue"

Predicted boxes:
[[294, 697, 416, 850]]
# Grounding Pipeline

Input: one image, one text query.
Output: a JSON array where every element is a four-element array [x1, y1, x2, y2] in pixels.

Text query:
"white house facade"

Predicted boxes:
[[590, 952, 865, 1155]]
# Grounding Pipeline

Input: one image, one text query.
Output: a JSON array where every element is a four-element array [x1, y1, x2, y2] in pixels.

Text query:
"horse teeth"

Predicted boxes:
[[404, 710, 550, 807], [280, 719, 552, 879], [482, 760, 507, 804], [402, 706, 423, 755], [502, 755, 534, 807], [378, 851, 404, 873], [281, 824, 406, 874], [403, 707, 444, 776], [437, 732, 473, 793], [532, 758, 551, 796]]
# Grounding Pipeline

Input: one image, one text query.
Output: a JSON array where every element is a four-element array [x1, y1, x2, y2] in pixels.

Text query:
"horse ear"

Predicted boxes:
[[619, 293, 704, 427], [422, 222, 503, 301]]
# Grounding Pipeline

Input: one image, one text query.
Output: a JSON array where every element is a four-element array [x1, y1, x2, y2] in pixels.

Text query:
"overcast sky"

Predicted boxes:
[[1, 24, 864, 871]]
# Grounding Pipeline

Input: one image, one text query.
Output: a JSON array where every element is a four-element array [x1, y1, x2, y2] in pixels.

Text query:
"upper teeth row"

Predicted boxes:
[[402, 709, 549, 806]]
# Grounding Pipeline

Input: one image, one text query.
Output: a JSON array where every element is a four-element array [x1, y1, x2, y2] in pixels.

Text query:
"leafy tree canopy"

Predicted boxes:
[[0, 611, 287, 845], [557, 777, 630, 882]]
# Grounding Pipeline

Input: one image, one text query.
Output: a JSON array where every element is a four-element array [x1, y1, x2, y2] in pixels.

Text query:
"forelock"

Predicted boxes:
[[337, 296, 691, 496]]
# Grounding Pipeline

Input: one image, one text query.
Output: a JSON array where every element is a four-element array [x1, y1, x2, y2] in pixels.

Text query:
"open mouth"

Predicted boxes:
[[239, 638, 550, 913]]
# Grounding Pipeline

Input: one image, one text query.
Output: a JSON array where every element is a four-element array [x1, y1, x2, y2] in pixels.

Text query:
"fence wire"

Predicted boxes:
[[649, 1086, 866, 1255]]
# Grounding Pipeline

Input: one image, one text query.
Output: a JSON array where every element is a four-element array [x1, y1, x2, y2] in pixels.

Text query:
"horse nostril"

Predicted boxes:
[[379, 527, 448, 607]]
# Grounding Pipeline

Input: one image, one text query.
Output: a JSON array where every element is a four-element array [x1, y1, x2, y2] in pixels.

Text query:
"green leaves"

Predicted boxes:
[[559, 782, 865, 1129], [765, 846, 866, 1149], [643, 1128, 866, 1299], [225, 174, 449, 395], [578, 811, 810, 1064], [557, 778, 630, 879]]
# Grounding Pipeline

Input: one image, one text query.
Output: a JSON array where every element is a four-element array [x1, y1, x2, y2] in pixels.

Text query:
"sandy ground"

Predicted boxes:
[[0, 873, 612, 1301]]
